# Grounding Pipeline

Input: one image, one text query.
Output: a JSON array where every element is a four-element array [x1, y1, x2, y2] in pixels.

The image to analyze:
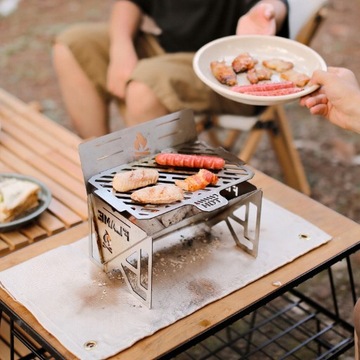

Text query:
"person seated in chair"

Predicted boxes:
[[53, 0, 289, 138]]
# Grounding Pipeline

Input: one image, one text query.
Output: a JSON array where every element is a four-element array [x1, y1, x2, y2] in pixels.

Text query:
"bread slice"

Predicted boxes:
[[0, 178, 41, 223]]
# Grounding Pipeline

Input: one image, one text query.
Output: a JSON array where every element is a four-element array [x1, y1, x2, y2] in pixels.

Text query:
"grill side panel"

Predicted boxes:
[[79, 109, 197, 186]]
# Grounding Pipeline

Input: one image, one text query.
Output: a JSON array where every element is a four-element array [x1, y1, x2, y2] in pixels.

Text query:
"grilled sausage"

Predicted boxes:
[[155, 153, 225, 170], [175, 169, 218, 192]]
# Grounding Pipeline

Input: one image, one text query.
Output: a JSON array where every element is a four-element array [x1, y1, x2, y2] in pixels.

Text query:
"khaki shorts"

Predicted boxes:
[[56, 23, 260, 116]]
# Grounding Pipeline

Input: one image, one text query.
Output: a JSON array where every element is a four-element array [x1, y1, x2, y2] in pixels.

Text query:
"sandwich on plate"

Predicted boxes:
[[0, 177, 40, 223]]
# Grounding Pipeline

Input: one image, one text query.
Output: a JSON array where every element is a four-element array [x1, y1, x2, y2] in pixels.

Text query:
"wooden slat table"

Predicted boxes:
[[0, 88, 88, 256]]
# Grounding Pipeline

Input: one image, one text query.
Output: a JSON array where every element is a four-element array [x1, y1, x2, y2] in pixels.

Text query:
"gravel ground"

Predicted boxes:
[[0, 0, 359, 357]]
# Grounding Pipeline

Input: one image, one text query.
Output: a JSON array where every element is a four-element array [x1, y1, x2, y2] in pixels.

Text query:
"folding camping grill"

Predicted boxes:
[[79, 109, 262, 308]]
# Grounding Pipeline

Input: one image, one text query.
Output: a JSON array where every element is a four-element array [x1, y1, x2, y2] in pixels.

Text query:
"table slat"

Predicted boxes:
[[0, 240, 10, 256], [0, 89, 81, 149], [0, 231, 29, 251], [1, 134, 85, 196], [19, 224, 48, 242], [47, 199, 83, 227], [37, 212, 66, 235], [0, 108, 82, 170]]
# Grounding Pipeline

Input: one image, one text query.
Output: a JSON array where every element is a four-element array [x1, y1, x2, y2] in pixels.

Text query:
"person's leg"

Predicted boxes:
[[122, 33, 168, 126], [125, 53, 200, 127], [53, 43, 109, 138], [53, 23, 111, 138], [124, 81, 169, 126]]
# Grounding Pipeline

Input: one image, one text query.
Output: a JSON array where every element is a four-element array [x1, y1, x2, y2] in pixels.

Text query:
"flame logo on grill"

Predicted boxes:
[[134, 132, 150, 158], [102, 230, 113, 254]]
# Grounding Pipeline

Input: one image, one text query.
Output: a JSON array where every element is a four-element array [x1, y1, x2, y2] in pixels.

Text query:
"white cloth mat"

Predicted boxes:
[[0, 198, 331, 359]]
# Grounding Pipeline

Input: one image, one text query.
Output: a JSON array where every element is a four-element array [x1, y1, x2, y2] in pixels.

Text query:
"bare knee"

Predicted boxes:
[[52, 42, 76, 74], [52, 41, 93, 91], [125, 81, 168, 125], [126, 81, 154, 109]]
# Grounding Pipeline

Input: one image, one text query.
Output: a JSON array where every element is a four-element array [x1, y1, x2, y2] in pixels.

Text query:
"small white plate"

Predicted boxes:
[[193, 35, 327, 106], [0, 173, 52, 232]]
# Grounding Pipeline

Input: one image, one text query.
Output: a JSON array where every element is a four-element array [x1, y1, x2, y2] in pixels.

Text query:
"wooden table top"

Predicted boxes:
[[0, 88, 88, 256]]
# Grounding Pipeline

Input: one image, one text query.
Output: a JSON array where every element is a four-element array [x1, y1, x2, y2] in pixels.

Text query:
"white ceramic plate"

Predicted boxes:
[[193, 35, 327, 106], [0, 173, 52, 232]]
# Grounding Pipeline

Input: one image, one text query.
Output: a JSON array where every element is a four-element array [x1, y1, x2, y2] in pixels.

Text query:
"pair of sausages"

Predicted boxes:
[[231, 81, 303, 96]]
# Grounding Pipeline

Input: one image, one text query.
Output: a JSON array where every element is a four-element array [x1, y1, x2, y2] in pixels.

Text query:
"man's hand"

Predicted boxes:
[[107, 0, 142, 99], [106, 43, 138, 100], [236, 2, 276, 36]]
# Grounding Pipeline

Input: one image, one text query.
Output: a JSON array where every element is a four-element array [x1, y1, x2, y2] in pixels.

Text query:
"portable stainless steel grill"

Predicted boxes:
[[79, 109, 262, 308]]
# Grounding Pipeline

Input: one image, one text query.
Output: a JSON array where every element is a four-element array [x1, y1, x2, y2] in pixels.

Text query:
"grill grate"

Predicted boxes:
[[88, 141, 254, 220]]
